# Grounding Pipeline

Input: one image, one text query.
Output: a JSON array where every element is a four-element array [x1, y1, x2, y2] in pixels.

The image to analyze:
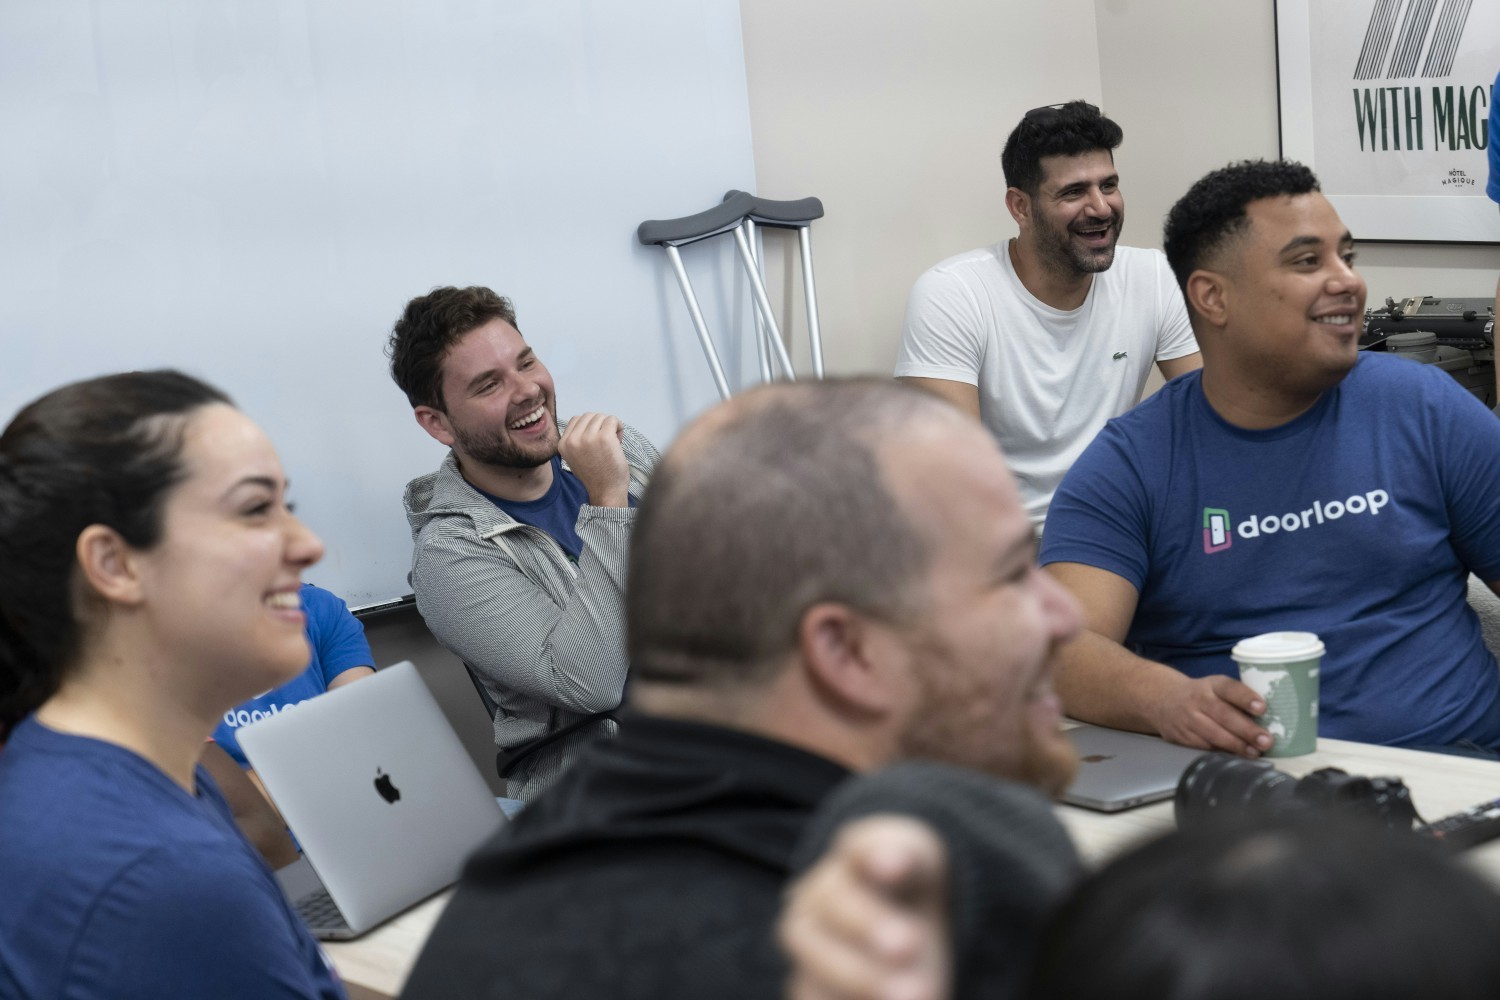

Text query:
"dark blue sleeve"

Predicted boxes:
[[1487, 69, 1499, 203], [302, 584, 374, 686], [1428, 365, 1500, 580], [1039, 423, 1155, 591], [71, 845, 347, 1000]]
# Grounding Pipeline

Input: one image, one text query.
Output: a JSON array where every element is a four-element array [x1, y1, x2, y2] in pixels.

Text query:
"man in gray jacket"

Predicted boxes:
[[388, 286, 658, 800]]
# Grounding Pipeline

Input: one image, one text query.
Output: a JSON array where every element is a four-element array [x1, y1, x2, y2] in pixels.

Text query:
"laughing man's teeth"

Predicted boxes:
[[509, 406, 545, 430], [266, 592, 302, 610], [1314, 315, 1352, 325]]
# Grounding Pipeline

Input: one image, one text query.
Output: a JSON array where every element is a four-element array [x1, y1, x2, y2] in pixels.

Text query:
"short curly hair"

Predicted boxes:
[[387, 286, 518, 411], [1001, 101, 1123, 196], [1163, 160, 1321, 292]]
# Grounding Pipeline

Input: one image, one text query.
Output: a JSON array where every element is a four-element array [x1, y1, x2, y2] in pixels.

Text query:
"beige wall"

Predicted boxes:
[[738, 0, 1102, 376], [1095, 0, 1498, 305], [1094, 0, 1281, 253], [740, 0, 1500, 379]]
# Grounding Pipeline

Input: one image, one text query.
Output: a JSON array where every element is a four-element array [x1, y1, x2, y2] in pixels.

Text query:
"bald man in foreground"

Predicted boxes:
[[400, 379, 1084, 999]]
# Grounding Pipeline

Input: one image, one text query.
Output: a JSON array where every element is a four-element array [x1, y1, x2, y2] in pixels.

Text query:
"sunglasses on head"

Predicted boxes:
[[1022, 101, 1099, 126]]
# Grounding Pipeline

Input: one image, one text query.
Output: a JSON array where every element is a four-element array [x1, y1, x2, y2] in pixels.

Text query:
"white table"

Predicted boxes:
[[322, 891, 449, 999], [1056, 736, 1500, 879], [324, 737, 1500, 997]]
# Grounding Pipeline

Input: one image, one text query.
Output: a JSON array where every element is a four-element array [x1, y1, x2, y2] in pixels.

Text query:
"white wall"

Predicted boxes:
[[0, 0, 758, 607], [739, 0, 1499, 380]]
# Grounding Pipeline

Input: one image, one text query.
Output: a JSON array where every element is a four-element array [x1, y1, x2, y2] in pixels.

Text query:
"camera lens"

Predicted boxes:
[[1173, 756, 1416, 832], [1174, 753, 1299, 830]]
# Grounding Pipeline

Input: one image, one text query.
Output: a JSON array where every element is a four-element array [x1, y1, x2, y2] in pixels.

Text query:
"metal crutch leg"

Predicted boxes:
[[637, 192, 757, 401], [731, 224, 798, 381], [725, 191, 827, 377]]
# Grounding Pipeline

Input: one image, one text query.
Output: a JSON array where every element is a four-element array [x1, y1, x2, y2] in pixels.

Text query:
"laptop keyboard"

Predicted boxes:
[[295, 887, 350, 933]]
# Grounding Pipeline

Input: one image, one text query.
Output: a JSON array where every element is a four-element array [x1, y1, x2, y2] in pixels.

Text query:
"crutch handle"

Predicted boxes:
[[723, 190, 824, 228], [637, 191, 755, 247]]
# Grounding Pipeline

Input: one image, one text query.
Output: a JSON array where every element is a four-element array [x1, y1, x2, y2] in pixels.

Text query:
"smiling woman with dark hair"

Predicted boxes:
[[0, 370, 346, 999]]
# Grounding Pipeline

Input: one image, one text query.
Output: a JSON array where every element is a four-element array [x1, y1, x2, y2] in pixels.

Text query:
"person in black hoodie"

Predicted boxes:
[[400, 377, 1085, 1000]]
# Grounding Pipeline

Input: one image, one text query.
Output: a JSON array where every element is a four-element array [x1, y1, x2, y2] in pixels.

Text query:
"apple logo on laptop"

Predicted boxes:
[[1081, 754, 1115, 764], [374, 768, 401, 803]]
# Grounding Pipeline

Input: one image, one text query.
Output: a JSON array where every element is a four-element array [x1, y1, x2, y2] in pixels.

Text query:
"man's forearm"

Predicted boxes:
[[1053, 629, 1184, 735], [1054, 629, 1272, 755]]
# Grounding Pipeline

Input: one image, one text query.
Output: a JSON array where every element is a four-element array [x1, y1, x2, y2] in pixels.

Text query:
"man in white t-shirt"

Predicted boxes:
[[896, 101, 1201, 525]]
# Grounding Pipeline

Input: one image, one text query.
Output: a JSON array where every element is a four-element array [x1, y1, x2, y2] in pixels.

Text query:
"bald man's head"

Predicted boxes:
[[627, 378, 964, 691]]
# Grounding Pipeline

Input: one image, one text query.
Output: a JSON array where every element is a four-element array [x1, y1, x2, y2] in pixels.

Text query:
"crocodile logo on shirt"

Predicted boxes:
[[1113, 351, 1128, 360]]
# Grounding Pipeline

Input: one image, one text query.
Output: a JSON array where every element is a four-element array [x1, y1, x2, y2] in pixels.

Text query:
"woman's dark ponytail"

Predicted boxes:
[[0, 371, 231, 739]]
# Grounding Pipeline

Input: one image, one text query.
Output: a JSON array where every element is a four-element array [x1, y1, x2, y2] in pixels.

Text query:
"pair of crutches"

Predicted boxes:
[[638, 190, 824, 400]]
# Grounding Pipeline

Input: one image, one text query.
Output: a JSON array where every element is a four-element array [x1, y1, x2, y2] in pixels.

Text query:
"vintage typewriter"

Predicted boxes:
[[1360, 295, 1496, 407]]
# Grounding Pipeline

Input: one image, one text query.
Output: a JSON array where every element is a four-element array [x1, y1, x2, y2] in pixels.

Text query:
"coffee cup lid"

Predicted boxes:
[[1230, 631, 1325, 664]]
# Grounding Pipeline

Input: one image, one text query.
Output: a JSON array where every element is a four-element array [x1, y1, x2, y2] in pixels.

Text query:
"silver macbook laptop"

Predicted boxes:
[[238, 660, 505, 939], [1060, 724, 1208, 813]]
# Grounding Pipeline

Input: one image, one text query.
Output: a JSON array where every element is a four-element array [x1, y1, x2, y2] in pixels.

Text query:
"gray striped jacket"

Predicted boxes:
[[402, 421, 659, 800]]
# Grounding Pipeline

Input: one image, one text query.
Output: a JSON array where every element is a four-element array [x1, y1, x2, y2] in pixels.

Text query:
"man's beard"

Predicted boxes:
[[1033, 211, 1120, 277], [896, 642, 1078, 796], [451, 405, 559, 470]]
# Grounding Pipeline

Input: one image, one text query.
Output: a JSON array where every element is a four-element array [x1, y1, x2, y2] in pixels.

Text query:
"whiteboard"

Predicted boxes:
[[0, 0, 760, 607]]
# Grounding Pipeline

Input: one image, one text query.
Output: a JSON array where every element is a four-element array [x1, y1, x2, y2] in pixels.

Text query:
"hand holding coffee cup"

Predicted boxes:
[[1231, 632, 1324, 757]]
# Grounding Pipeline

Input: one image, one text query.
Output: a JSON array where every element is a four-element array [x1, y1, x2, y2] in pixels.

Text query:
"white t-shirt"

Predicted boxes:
[[895, 242, 1197, 525]]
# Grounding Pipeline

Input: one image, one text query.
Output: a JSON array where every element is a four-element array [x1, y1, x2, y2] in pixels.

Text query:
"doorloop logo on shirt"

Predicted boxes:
[[1202, 507, 1232, 553], [1201, 489, 1391, 554], [221, 700, 305, 728]]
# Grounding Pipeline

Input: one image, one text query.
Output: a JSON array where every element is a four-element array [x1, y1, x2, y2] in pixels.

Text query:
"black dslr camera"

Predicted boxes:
[[1174, 753, 1418, 832]]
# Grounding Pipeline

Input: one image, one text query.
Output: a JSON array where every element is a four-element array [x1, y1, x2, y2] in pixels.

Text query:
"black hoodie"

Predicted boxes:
[[399, 712, 850, 1000], [400, 713, 1080, 1000]]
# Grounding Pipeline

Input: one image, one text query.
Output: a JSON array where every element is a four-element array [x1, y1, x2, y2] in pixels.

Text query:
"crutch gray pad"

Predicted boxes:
[[722, 190, 824, 227], [636, 191, 755, 247]]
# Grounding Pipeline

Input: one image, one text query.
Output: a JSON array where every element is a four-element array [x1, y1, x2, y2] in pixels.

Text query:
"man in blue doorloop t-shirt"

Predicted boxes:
[[1042, 159, 1500, 760]]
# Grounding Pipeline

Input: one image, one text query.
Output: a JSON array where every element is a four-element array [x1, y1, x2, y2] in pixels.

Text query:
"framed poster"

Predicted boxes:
[[1277, 0, 1500, 243]]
